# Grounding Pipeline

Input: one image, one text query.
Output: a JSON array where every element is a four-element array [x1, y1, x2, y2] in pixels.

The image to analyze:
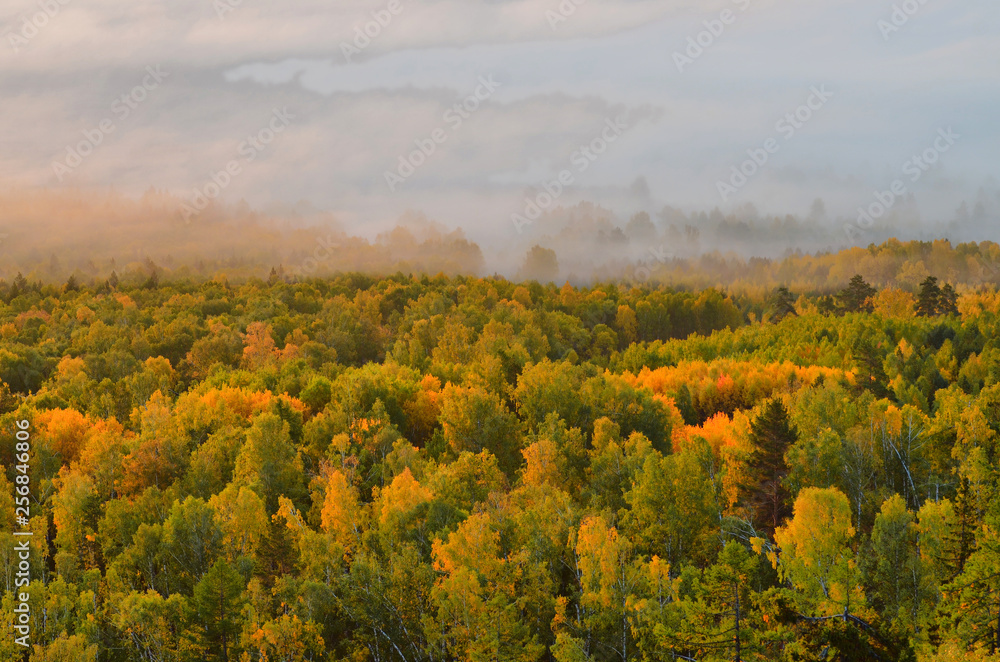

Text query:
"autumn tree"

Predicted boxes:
[[233, 412, 305, 511], [439, 385, 520, 476], [771, 487, 862, 618]]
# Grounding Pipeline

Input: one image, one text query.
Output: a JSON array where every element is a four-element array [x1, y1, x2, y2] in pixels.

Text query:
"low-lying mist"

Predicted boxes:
[[3, 186, 1000, 292]]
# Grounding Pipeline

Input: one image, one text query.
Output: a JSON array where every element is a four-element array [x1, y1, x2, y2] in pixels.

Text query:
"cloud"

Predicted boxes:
[[0, 0, 995, 245]]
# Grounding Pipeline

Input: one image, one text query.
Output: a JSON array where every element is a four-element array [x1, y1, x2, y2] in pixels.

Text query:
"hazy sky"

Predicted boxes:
[[2, 0, 997, 242]]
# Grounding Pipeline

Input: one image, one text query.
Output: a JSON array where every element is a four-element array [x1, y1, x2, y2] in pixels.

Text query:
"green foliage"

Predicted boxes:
[[0, 261, 998, 660]]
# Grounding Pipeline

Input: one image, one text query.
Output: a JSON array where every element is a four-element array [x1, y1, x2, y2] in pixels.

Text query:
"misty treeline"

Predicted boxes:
[[4, 247, 1000, 661], [3, 188, 1000, 288]]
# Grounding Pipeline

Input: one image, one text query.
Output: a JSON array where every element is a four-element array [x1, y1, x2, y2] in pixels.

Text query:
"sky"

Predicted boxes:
[[1, 0, 997, 246]]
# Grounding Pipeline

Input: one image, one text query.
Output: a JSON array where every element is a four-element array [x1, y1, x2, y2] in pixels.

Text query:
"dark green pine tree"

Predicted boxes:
[[916, 276, 942, 317], [190, 558, 246, 662], [770, 286, 798, 323], [943, 476, 978, 581], [939, 283, 959, 315], [837, 274, 877, 313], [850, 332, 892, 399], [743, 399, 798, 533]]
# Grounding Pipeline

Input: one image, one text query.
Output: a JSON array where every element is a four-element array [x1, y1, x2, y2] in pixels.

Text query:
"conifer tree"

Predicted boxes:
[[837, 275, 877, 314], [190, 558, 246, 661], [743, 399, 798, 532], [916, 276, 942, 316]]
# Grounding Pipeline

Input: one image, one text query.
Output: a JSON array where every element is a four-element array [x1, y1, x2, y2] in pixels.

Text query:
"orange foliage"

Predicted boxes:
[[403, 374, 442, 446], [623, 359, 851, 419], [193, 387, 307, 422], [521, 439, 560, 488], [242, 322, 279, 369], [320, 468, 363, 554], [672, 410, 753, 511], [37, 408, 91, 462]]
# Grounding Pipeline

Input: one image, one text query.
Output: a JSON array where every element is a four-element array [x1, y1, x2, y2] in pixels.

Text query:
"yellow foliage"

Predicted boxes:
[[873, 288, 916, 318], [521, 438, 560, 488], [379, 467, 432, 526], [320, 469, 363, 554]]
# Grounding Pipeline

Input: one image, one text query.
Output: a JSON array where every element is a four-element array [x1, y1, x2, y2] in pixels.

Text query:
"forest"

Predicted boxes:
[[3, 239, 1000, 661]]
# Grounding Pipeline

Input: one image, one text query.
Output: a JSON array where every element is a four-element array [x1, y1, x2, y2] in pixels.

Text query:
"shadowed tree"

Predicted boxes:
[[916, 276, 941, 316], [837, 275, 877, 314], [520, 245, 559, 283], [189, 558, 246, 661], [770, 286, 797, 322], [743, 399, 798, 533]]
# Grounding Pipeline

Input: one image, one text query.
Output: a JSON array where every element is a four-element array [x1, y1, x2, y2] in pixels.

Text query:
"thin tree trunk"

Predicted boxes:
[[734, 582, 741, 662]]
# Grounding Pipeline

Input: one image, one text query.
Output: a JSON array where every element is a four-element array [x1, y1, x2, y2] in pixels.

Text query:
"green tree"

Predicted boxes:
[[770, 286, 797, 322], [838, 275, 877, 314], [189, 558, 246, 661], [234, 412, 305, 511], [917, 276, 942, 316], [866, 494, 932, 633], [772, 487, 863, 617], [940, 499, 1000, 655], [939, 283, 959, 315], [743, 399, 798, 533], [439, 385, 520, 476]]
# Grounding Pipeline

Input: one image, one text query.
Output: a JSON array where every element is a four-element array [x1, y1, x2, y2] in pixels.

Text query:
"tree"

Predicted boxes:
[[917, 276, 942, 316], [189, 558, 246, 661], [575, 515, 644, 662], [208, 485, 269, 562], [770, 286, 797, 322], [246, 614, 325, 662], [743, 399, 797, 533], [940, 499, 1000, 655], [679, 542, 763, 662], [866, 495, 931, 633], [623, 447, 717, 568], [520, 245, 559, 283], [772, 487, 862, 617], [439, 385, 520, 476], [837, 275, 877, 313], [161, 496, 224, 594], [233, 412, 305, 511], [940, 283, 959, 315], [615, 305, 638, 347]]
